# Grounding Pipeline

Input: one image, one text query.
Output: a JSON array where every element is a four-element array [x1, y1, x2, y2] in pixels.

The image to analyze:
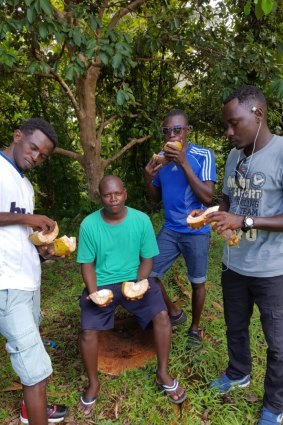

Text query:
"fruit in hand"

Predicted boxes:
[[122, 279, 149, 300], [152, 141, 182, 165], [187, 206, 239, 247], [29, 223, 76, 256], [89, 289, 114, 306], [163, 141, 182, 151], [47, 236, 76, 256], [29, 222, 59, 245], [187, 206, 220, 229]]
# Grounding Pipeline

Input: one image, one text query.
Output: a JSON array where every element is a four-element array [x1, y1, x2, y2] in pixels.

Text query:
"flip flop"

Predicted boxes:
[[156, 379, 186, 404], [169, 310, 187, 326], [79, 395, 98, 416]]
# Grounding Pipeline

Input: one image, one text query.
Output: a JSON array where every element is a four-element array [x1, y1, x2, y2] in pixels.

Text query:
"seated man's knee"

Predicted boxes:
[[80, 330, 97, 343], [153, 310, 170, 326]]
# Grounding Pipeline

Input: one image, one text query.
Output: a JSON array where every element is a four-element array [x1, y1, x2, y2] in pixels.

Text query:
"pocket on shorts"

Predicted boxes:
[[6, 330, 38, 353], [6, 330, 52, 386]]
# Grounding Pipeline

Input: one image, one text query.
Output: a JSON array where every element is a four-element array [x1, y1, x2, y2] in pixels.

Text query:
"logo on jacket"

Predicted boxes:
[[10, 202, 26, 214], [251, 172, 266, 188]]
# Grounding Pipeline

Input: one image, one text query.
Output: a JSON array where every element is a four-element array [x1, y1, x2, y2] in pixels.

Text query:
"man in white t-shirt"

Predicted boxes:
[[0, 118, 68, 425]]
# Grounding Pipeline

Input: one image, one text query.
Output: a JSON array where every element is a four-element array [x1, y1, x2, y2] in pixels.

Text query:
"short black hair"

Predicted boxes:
[[165, 109, 189, 124], [20, 118, 58, 147], [223, 85, 267, 109], [98, 175, 125, 193]]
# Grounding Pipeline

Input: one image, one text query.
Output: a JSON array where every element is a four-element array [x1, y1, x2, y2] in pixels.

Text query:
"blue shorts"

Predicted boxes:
[[0, 289, 52, 386], [150, 227, 210, 284], [80, 280, 167, 331]]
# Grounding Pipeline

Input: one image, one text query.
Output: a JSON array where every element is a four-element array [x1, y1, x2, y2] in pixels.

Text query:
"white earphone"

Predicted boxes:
[[251, 106, 258, 113]]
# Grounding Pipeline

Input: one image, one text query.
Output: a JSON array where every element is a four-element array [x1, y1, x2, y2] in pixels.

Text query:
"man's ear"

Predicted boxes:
[[253, 107, 263, 122], [13, 129, 22, 144]]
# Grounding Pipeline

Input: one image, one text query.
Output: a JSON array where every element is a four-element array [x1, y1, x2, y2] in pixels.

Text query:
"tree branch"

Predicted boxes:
[[54, 147, 84, 164], [104, 134, 150, 166], [52, 5, 65, 20], [108, 0, 146, 29], [97, 114, 117, 140], [99, 0, 109, 22], [49, 70, 81, 115]]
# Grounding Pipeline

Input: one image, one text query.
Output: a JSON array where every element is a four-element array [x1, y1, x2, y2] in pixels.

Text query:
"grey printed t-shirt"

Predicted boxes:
[[222, 135, 283, 277]]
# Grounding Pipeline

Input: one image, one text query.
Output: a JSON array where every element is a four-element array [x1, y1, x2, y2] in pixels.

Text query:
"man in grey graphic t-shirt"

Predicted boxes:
[[204, 85, 283, 425]]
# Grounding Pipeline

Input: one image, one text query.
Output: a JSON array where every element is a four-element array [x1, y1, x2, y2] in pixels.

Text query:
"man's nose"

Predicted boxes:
[[31, 151, 41, 162], [225, 127, 234, 137], [167, 129, 176, 138]]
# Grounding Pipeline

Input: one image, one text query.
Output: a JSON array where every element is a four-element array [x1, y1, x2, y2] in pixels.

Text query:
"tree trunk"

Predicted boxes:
[[76, 64, 106, 198]]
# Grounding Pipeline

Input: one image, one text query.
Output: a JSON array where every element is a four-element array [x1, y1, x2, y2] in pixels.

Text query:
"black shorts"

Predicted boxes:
[[80, 278, 167, 330]]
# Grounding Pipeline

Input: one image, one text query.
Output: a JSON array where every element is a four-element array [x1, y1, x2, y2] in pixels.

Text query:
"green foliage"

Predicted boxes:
[[244, 0, 275, 18], [0, 0, 282, 210]]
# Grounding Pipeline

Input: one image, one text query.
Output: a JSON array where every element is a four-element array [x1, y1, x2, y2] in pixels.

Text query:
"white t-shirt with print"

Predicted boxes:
[[0, 154, 41, 290]]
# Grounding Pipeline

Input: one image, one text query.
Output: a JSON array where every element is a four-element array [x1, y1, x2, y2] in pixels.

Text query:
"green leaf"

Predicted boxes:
[[40, 62, 50, 73], [98, 52, 108, 65], [244, 0, 251, 15], [27, 6, 35, 24], [112, 53, 122, 69], [54, 31, 64, 43], [255, 2, 264, 18], [173, 17, 180, 29], [40, 0, 52, 15], [26, 61, 39, 74], [72, 28, 82, 47], [116, 90, 125, 105], [0, 52, 17, 68], [89, 16, 100, 31], [101, 45, 114, 56], [85, 39, 97, 59], [176, 39, 184, 55], [108, 30, 117, 43], [39, 22, 48, 39], [268, 79, 283, 100], [65, 64, 75, 80], [261, 0, 274, 15]]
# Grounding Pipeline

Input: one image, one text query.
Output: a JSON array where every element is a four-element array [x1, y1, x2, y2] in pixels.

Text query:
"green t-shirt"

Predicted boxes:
[[77, 207, 159, 286]]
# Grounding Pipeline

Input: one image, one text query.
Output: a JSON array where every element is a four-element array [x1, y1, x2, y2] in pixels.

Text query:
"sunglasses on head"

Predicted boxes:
[[161, 125, 189, 136], [235, 157, 247, 190]]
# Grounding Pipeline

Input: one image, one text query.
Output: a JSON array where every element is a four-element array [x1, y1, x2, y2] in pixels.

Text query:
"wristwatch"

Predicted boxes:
[[242, 215, 254, 233]]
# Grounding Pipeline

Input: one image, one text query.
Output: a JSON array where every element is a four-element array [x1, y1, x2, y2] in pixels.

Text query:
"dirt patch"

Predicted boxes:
[[98, 316, 155, 375]]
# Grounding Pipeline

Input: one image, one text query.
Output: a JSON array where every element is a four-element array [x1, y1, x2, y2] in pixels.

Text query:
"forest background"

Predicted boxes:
[[0, 0, 282, 219]]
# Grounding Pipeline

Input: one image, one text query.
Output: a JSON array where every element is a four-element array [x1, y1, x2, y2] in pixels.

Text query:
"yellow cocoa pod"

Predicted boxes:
[[29, 222, 59, 245], [164, 141, 182, 150], [50, 236, 77, 256]]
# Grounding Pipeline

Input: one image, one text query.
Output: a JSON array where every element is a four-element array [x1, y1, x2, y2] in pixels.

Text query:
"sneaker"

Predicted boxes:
[[20, 401, 68, 424], [187, 328, 203, 349], [258, 407, 283, 424], [169, 310, 187, 326], [209, 374, 250, 394]]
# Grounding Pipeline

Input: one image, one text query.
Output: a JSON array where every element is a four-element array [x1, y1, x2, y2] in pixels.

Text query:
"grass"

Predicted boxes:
[[0, 212, 267, 424]]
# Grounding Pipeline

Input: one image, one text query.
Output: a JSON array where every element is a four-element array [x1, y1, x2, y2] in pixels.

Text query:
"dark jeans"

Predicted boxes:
[[222, 266, 283, 414]]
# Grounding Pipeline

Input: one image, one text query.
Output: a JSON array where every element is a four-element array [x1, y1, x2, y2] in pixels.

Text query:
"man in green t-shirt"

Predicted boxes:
[[76, 175, 186, 416]]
